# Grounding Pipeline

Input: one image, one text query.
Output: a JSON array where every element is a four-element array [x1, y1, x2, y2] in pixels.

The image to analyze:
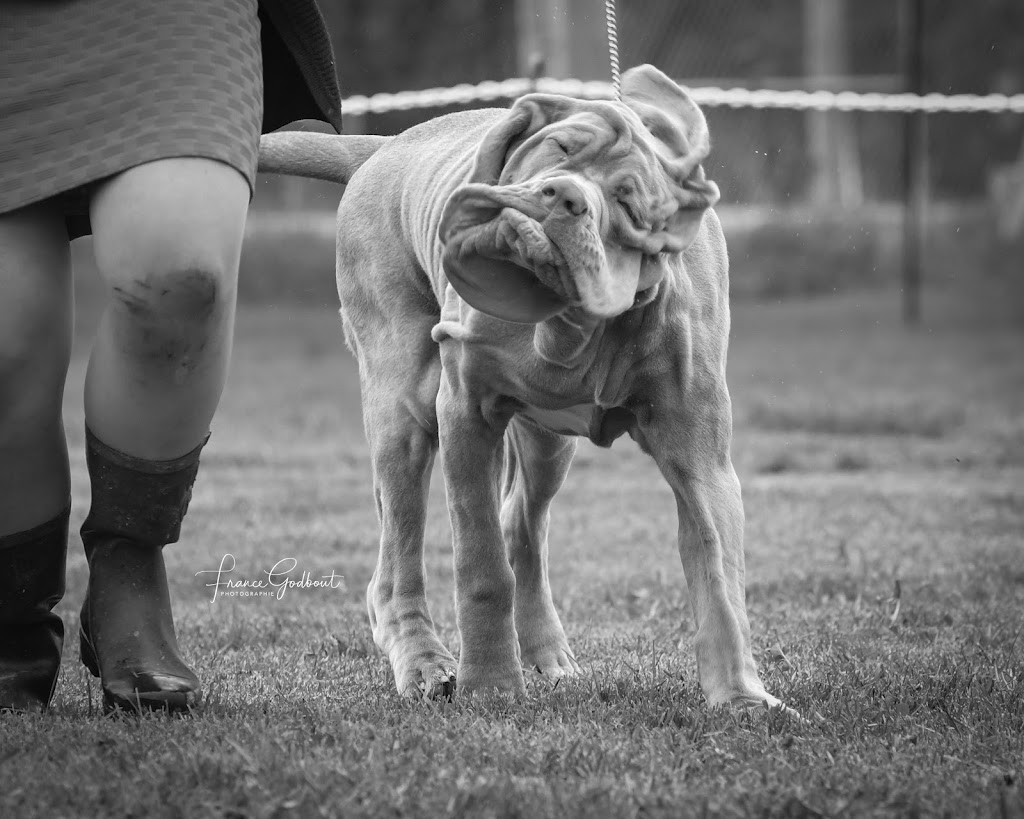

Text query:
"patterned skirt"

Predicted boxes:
[[0, 0, 264, 236]]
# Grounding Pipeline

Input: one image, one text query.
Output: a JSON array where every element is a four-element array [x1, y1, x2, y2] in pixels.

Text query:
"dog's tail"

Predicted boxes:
[[258, 132, 391, 185]]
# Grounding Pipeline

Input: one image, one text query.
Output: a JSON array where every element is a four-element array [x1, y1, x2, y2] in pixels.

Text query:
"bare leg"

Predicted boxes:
[[0, 202, 73, 535], [0, 202, 73, 711], [501, 417, 580, 678], [86, 157, 248, 458]]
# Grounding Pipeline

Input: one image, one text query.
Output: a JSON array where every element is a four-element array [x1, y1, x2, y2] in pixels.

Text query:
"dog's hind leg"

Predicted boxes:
[[501, 417, 581, 680], [349, 309, 458, 700]]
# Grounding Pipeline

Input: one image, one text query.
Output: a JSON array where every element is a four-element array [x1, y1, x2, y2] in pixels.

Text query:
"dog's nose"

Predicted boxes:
[[541, 178, 588, 217]]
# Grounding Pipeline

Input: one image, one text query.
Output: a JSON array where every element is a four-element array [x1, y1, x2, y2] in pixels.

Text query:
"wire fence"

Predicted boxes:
[[340, 81, 1024, 116]]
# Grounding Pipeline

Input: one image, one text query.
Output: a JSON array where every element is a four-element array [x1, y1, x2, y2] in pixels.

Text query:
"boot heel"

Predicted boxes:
[[79, 628, 100, 678]]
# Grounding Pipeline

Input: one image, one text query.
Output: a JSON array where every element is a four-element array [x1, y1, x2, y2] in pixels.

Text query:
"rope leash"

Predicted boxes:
[[605, 0, 621, 100]]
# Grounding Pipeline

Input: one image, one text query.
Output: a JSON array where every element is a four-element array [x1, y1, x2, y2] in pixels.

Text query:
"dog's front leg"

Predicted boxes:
[[502, 417, 581, 679], [437, 368, 525, 696], [642, 390, 784, 712]]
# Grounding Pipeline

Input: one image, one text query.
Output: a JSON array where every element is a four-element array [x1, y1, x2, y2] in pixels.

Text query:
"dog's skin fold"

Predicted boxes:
[[258, 65, 785, 711]]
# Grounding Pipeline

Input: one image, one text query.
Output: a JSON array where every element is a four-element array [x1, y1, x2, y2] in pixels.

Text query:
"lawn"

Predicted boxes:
[[1, 256, 1022, 817]]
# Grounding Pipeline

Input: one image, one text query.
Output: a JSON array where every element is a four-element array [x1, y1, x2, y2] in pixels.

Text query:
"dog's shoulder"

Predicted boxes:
[[349, 108, 507, 200]]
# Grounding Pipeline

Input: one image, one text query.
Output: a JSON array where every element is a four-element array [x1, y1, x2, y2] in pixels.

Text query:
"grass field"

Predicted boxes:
[[1, 257, 1023, 817]]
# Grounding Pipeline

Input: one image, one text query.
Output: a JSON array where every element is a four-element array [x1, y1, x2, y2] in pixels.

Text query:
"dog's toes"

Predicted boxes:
[[423, 667, 457, 701], [391, 646, 459, 702], [526, 645, 581, 681], [400, 664, 457, 701], [724, 694, 809, 724]]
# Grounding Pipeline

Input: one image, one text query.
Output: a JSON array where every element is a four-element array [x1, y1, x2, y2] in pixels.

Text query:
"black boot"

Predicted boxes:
[[79, 428, 207, 713], [0, 508, 70, 712]]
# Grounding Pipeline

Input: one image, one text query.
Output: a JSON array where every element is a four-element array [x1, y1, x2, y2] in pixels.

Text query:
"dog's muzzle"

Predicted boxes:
[[440, 181, 643, 324]]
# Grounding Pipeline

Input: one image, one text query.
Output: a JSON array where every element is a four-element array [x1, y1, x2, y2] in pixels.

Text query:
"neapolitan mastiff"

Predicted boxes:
[[259, 65, 784, 710]]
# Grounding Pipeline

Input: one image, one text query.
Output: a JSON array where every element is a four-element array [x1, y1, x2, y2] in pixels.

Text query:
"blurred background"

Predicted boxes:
[[218, 0, 1024, 319]]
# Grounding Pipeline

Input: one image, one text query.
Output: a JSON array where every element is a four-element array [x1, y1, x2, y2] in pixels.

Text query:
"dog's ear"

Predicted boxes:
[[620, 65, 720, 251], [467, 95, 578, 186]]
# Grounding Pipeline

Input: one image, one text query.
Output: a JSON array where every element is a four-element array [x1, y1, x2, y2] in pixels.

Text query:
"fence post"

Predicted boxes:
[[901, 0, 927, 324], [803, 0, 863, 207]]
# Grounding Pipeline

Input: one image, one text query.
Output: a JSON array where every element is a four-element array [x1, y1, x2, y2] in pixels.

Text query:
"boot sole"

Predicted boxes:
[[79, 629, 198, 714]]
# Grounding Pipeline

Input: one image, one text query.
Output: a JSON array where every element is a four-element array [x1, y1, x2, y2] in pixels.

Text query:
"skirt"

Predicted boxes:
[[0, 0, 264, 237]]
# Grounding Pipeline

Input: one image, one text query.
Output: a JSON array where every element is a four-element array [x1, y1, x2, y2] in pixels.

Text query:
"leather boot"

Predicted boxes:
[[79, 428, 207, 713], [0, 508, 69, 712]]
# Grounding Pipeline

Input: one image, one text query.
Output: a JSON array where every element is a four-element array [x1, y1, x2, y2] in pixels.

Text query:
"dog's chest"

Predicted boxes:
[[519, 403, 594, 437], [517, 401, 636, 447]]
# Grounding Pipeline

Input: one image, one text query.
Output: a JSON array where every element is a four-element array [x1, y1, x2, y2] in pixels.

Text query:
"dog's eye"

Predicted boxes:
[[550, 137, 571, 155], [617, 199, 642, 228]]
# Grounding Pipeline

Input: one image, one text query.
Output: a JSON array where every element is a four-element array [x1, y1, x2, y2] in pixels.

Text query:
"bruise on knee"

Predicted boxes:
[[109, 267, 229, 383]]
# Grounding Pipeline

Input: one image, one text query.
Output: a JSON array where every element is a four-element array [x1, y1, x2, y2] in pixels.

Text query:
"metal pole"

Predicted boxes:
[[901, 0, 927, 324]]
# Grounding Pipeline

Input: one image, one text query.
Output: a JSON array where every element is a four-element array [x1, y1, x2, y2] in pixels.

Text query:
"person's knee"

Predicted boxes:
[[108, 262, 230, 326], [103, 260, 237, 377], [92, 157, 246, 322], [87, 158, 248, 386]]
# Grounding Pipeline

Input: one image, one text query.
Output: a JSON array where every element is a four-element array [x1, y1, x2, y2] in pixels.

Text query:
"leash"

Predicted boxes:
[[605, 0, 621, 100]]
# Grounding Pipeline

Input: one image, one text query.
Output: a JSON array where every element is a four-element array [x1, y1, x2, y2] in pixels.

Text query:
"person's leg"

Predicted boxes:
[[86, 157, 248, 457], [0, 201, 74, 711], [79, 157, 249, 712]]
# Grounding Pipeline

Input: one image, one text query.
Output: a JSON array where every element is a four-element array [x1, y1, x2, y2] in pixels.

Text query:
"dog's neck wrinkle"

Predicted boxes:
[[532, 312, 602, 368]]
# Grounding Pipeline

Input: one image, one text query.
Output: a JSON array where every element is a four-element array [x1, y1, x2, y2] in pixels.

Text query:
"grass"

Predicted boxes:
[[2, 258, 1023, 817]]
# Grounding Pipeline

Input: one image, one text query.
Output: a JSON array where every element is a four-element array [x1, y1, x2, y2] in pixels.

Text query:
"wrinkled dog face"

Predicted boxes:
[[439, 65, 721, 324]]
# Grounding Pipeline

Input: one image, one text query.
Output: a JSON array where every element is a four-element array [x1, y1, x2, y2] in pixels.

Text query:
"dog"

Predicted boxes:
[[258, 65, 784, 710]]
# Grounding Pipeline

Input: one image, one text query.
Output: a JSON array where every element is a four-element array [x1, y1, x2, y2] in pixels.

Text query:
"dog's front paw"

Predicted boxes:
[[715, 691, 810, 724], [736, 700, 809, 727], [394, 655, 458, 701], [458, 648, 526, 698], [382, 634, 458, 700], [525, 644, 581, 680]]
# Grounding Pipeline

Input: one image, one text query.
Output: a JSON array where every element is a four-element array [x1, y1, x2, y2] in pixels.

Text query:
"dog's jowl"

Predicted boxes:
[[259, 64, 786, 711]]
